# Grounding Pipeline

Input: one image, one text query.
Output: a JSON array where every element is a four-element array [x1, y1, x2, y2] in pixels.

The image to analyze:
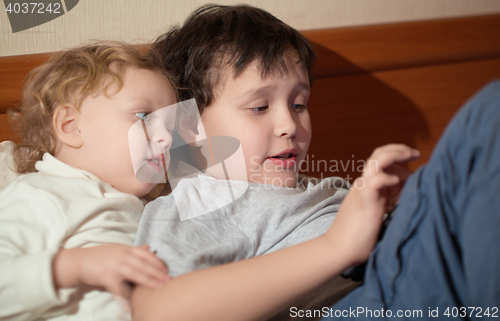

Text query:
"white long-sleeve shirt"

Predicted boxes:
[[0, 141, 19, 191], [0, 153, 143, 321]]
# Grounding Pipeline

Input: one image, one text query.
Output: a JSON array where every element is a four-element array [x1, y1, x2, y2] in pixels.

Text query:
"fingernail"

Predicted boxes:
[[412, 149, 420, 157]]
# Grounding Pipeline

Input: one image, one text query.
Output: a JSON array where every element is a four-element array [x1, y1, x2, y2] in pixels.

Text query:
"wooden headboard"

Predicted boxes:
[[1, 14, 500, 179]]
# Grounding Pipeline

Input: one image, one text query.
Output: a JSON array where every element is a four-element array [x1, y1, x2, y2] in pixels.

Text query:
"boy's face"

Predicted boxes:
[[77, 66, 177, 197], [200, 57, 312, 187]]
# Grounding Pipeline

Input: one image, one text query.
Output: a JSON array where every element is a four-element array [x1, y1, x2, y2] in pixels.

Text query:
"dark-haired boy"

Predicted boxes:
[[135, 4, 414, 277], [132, 5, 500, 321]]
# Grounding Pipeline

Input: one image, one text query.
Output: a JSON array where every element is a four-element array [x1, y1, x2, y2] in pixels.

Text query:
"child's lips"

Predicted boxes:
[[269, 148, 297, 158], [267, 155, 297, 168], [146, 153, 166, 173], [267, 148, 299, 169]]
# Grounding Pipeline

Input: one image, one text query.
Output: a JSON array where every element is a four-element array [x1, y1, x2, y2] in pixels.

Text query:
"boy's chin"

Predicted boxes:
[[249, 172, 299, 188], [278, 176, 299, 188]]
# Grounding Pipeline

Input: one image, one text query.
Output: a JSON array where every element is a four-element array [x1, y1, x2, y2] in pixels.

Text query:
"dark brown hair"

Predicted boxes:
[[150, 4, 316, 114]]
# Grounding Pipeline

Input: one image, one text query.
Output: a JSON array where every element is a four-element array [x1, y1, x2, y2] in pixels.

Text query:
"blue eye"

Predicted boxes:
[[135, 112, 150, 120], [291, 104, 307, 112], [250, 106, 268, 113]]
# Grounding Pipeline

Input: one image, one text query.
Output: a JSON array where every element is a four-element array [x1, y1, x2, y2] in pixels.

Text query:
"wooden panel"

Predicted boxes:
[[0, 45, 150, 115], [0, 53, 51, 114], [0, 114, 18, 144], [305, 14, 500, 78], [1, 15, 500, 176], [304, 58, 500, 180], [2, 15, 500, 114]]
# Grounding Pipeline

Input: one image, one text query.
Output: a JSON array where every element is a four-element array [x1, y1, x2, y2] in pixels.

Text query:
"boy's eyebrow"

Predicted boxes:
[[239, 82, 310, 98], [239, 85, 274, 98], [295, 82, 311, 93]]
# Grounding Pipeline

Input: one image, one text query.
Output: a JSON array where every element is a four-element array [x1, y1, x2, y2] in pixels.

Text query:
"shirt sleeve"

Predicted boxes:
[[0, 179, 75, 321]]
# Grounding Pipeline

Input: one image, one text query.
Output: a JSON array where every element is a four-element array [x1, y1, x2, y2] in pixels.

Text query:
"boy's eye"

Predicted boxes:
[[250, 106, 268, 113], [135, 112, 150, 120], [291, 104, 307, 112]]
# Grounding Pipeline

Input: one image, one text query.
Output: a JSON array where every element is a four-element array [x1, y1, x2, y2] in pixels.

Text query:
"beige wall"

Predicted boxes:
[[2, 0, 500, 57]]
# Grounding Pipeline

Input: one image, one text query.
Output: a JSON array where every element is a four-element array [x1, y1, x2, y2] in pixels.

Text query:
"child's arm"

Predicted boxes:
[[52, 244, 169, 298], [132, 234, 352, 321], [0, 179, 168, 320], [131, 144, 419, 321], [329, 144, 419, 265]]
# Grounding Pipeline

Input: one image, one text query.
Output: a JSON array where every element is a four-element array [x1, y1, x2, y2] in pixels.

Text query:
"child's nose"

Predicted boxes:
[[274, 106, 298, 139], [152, 128, 173, 150]]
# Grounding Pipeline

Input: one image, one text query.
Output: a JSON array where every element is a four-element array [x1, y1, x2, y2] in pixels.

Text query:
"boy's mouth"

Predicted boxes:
[[267, 149, 297, 168], [272, 153, 295, 159], [269, 148, 297, 159]]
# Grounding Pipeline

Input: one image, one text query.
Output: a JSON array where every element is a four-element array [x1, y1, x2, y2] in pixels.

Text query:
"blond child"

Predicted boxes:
[[0, 43, 176, 320]]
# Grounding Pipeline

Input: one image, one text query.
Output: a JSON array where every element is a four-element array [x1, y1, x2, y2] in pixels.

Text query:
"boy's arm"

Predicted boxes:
[[131, 234, 350, 321], [131, 144, 419, 321], [329, 144, 419, 263]]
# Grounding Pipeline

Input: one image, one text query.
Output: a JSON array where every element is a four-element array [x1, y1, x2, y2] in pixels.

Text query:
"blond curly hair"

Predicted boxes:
[[9, 41, 172, 173]]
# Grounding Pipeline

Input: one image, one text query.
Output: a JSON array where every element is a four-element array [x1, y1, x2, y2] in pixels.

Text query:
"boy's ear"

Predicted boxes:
[[53, 105, 83, 148], [177, 115, 207, 147]]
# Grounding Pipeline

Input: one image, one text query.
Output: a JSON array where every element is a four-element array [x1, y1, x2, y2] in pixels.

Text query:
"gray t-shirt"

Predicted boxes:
[[135, 173, 349, 277]]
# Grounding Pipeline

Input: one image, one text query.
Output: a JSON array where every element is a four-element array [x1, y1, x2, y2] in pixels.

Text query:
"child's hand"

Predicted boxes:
[[326, 144, 419, 266], [360, 145, 417, 214], [53, 244, 170, 298]]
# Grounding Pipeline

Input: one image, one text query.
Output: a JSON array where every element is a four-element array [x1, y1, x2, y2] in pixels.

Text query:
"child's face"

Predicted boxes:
[[77, 66, 177, 197], [200, 57, 312, 187]]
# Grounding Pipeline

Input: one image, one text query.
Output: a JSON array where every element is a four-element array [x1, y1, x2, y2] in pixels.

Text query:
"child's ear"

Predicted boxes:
[[177, 115, 207, 147], [53, 105, 83, 148]]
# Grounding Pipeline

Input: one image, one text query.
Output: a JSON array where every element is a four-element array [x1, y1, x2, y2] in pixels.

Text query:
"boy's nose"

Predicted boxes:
[[274, 106, 298, 139]]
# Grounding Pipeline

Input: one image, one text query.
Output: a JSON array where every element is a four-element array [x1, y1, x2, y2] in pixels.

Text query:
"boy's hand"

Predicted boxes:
[[359, 144, 418, 215], [53, 244, 170, 298], [326, 144, 419, 266]]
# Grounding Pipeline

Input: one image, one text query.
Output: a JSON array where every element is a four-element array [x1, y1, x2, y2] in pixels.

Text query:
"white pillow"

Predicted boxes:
[[0, 141, 20, 191]]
